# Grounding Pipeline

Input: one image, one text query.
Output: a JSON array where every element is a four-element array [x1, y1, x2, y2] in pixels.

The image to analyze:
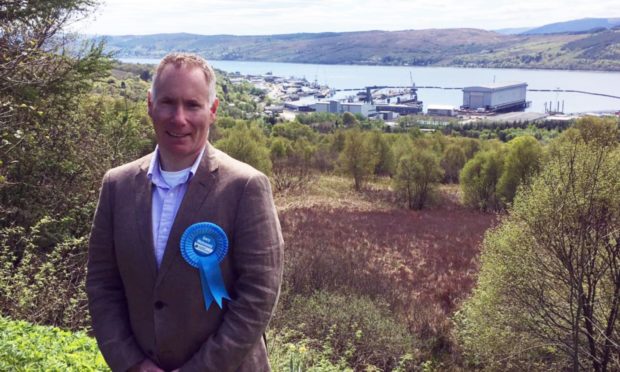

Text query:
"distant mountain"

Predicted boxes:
[[493, 27, 532, 35], [100, 27, 620, 71], [522, 17, 620, 35], [102, 29, 510, 65]]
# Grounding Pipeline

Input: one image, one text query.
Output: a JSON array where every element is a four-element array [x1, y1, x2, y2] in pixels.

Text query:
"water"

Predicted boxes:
[[121, 58, 620, 114]]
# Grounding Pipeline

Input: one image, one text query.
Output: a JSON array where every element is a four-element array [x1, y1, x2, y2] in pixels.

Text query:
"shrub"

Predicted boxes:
[[338, 129, 378, 191], [455, 118, 620, 371], [0, 316, 108, 371], [267, 328, 351, 371], [440, 144, 467, 183], [0, 217, 90, 329], [496, 135, 543, 206], [460, 148, 506, 211], [214, 121, 272, 175], [272, 291, 417, 371], [393, 149, 443, 210]]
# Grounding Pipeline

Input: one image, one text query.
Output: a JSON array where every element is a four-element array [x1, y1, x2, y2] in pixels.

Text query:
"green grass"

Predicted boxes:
[[0, 316, 108, 371], [0, 316, 349, 371]]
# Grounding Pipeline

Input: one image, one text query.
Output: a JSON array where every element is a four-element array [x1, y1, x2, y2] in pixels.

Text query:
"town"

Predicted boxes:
[[229, 71, 617, 127]]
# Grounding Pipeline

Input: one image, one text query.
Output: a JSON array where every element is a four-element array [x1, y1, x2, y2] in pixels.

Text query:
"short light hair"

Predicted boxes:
[[150, 53, 217, 106]]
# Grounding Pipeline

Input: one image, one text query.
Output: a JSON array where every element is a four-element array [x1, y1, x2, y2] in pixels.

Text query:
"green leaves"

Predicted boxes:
[[0, 316, 108, 371], [214, 121, 273, 175], [393, 148, 443, 210], [455, 117, 620, 371]]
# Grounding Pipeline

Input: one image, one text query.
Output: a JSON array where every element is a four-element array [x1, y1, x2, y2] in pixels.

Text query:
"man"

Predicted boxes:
[[86, 53, 283, 372]]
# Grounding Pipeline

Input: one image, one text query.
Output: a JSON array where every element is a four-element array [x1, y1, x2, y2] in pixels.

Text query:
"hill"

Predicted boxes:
[[101, 27, 620, 71], [523, 17, 620, 35]]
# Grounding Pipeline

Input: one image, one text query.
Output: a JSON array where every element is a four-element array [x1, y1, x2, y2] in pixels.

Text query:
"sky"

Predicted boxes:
[[74, 0, 620, 36]]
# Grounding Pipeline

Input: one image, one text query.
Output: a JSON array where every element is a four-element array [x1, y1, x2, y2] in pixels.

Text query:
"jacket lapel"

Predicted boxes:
[[135, 155, 158, 284], [155, 144, 219, 287]]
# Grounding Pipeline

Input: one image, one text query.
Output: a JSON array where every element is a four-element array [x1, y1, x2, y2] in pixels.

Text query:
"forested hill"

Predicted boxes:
[[101, 27, 620, 71]]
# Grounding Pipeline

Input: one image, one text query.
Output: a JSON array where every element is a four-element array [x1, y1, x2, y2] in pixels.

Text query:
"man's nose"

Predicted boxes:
[[171, 105, 188, 124]]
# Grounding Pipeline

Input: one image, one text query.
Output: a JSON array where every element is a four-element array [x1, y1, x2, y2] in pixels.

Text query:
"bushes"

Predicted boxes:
[[0, 316, 355, 372], [214, 121, 273, 175], [267, 328, 350, 371], [0, 317, 108, 371], [338, 128, 378, 191], [460, 135, 542, 211], [455, 118, 620, 371], [0, 217, 90, 329], [393, 149, 443, 210], [273, 291, 416, 371], [460, 149, 505, 211]]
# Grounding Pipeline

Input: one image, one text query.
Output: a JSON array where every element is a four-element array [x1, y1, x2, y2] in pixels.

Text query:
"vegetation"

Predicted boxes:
[[456, 118, 620, 371], [459, 135, 543, 211], [0, 316, 350, 371], [2, 3, 620, 370], [337, 128, 377, 191], [460, 148, 506, 211], [393, 149, 443, 210], [0, 316, 107, 371]]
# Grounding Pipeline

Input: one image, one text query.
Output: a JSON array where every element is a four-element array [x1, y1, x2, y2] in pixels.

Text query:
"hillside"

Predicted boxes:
[[523, 17, 620, 35], [102, 28, 620, 71]]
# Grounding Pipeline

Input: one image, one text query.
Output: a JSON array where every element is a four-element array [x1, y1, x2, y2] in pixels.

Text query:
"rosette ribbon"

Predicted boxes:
[[180, 222, 231, 310]]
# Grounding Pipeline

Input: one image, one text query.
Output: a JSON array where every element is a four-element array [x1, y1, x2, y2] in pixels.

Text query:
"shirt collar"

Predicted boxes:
[[147, 145, 206, 187]]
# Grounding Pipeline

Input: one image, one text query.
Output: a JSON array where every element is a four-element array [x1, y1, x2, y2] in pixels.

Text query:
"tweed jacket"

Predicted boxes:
[[86, 143, 283, 372]]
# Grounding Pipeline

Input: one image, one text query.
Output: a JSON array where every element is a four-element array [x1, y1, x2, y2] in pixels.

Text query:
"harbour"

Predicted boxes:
[[121, 58, 620, 115]]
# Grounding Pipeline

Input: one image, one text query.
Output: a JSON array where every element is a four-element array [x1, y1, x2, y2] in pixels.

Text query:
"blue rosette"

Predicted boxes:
[[180, 222, 231, 310]]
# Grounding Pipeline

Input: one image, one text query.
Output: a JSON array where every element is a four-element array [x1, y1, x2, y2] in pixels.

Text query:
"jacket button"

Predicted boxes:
[[154, 300, 165, 310]]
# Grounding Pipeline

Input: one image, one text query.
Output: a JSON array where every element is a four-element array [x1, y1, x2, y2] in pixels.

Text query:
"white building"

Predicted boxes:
[[312, 100, 376, 117], [462, 82, 527, 112]]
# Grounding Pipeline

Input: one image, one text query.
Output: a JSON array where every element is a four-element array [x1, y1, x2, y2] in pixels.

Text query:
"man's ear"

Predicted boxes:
[[210, 98, 219, 114]]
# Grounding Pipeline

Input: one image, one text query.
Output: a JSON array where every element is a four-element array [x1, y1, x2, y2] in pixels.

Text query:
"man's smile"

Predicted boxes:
[[167, 131, 191, 138]]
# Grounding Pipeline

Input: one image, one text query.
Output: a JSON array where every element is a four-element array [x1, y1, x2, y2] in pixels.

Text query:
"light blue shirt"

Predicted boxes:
[[147, 146, 206, 267]]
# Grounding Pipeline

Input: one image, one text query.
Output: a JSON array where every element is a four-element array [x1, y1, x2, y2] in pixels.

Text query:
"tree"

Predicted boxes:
[[460, 148, 506, 211], [393, 148, 443, 210], [368, 130, 395, 176], [338, 129, 377, 191], [0, 0, 158, 331], [342, 112, 359, 127], [214, 121, 272, 175], [1, 0, 112, 227], [496, 135, 543, 205], [456, 118, 620, 371], [271, 120, 317, 143], [270, 137, 316, 192], [457, 137, 481, 160], [441, 144, 467, 183]]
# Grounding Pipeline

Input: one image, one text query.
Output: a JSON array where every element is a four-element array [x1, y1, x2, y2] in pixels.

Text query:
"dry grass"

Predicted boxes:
[[276, 175, 400, 212], [273, 175, 498, 365]]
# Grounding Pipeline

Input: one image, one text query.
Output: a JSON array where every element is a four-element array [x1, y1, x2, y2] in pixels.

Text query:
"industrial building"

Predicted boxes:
[[462, 82, 528, 112], [374, 104, 422, 115], [373, 111, 400, 121], [283, 102, 315, 112], [427, 104, 455, 116], [313, 100, 376, 117]]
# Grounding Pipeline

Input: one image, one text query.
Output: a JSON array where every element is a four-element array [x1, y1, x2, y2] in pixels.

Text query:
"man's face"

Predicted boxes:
[[148, 64, 218, 170]]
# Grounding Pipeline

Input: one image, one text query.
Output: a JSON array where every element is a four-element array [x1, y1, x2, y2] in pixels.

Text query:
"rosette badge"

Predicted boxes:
[[180, 222, 231, 310]]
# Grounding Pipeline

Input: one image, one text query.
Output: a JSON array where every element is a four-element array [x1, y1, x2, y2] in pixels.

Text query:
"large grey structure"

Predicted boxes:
[[462, 82, 528, 112], [313, 100, 376, 117]]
